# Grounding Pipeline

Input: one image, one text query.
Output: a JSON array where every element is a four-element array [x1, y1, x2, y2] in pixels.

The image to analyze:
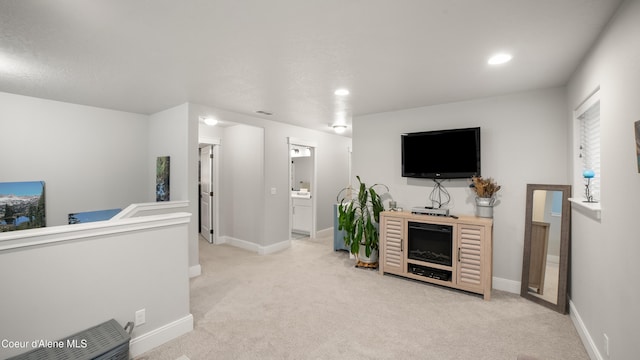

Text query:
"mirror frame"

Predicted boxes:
[[521, 184, 571, 314]]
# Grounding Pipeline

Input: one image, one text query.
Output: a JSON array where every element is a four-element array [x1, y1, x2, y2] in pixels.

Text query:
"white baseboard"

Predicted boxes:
[[220, 236, 259, 252], [258, 239, 291, 255], [492, 276, 521, 294], [315, 227, 333, 238], [219, 236, 291, 255], [570, 300, 602, 360], [129, 314, 194, 358], [188, 264, 201, 278]]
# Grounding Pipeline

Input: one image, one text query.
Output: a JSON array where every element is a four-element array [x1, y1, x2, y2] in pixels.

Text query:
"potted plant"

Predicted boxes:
[[336, 176, 389, 264], [470, 175, 501, 217]]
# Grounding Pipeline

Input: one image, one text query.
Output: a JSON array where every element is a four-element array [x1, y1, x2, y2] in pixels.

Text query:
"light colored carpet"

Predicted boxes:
[[134, 234, 588, 360]]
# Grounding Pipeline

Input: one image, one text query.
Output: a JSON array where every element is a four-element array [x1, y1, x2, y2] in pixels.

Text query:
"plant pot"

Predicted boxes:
[[357, 246, 379, 264], [475, 197, 494, 218]]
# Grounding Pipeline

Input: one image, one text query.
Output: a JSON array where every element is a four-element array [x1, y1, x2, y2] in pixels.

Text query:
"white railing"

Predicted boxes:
[[0, 211, 193, 359], [0, 212, 190, 252], [110, 200, 190, 221]]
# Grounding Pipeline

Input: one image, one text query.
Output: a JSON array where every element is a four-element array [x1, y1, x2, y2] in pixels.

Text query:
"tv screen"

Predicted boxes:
[[401, 127, 480, 179]]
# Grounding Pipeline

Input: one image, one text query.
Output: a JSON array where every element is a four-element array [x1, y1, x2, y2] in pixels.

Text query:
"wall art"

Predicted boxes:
[[635, 120, 640, 173], [156, 156, 170, 201], [0, 181, 46, 232], [68, 208, 121, 224]]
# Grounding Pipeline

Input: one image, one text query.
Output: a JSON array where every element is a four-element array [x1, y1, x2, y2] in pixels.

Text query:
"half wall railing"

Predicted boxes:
[[0, 207, 193, 359]]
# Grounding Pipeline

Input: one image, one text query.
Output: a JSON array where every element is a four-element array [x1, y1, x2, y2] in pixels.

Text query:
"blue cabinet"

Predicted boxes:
[[333, 204, 349, 252]]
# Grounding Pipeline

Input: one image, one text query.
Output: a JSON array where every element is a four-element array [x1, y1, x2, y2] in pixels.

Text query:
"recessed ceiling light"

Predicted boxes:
[[488, 53, 513, 65], [0, 52, 28, 75], [334, 89, 350, 96]]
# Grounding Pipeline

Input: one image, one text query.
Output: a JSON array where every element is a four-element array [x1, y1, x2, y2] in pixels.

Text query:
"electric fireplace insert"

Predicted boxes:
[[407, 221, 453, 266]]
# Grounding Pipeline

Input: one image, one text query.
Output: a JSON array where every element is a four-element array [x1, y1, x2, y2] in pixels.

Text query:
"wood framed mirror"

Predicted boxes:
[[521, 184, 571, 314]]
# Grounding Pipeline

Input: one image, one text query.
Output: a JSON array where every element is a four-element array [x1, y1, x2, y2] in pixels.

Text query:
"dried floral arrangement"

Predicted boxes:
[[470, 176, 501, 198]]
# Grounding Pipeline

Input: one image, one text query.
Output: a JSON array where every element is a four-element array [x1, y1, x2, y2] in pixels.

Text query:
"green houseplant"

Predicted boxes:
[[336, 176, 389, 263]]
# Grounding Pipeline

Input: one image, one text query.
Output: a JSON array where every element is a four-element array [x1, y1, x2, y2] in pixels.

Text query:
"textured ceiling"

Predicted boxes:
[[0, 0, 623, 136]]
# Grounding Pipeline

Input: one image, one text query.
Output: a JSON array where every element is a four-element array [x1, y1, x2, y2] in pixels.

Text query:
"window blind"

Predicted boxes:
[[579, 100, 600, 200]]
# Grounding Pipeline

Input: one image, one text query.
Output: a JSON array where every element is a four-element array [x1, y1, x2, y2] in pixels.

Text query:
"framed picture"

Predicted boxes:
[[68, 208, 121, 224], [635, 120, 640, 173], [0, 181, 46, 232], [156, 156, 170, 201]]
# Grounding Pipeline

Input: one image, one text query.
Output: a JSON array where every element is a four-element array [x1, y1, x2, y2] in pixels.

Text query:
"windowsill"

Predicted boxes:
[[569, 198, 601, 220]]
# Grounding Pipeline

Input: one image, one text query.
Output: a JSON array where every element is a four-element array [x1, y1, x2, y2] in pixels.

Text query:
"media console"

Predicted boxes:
[[379, 211, 493, 300]]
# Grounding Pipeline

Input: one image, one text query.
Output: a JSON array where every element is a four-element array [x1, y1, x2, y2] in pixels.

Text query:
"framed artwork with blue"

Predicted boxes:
[[68, 208, 121, 224], [0, 181, 46, 232]]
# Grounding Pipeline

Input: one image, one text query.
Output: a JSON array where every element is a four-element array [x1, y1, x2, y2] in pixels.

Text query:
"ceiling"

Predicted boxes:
[[0, 0, 622, 136]]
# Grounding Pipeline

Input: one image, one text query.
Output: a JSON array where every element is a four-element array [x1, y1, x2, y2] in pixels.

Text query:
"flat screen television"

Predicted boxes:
[[401, 127, 481, 179]]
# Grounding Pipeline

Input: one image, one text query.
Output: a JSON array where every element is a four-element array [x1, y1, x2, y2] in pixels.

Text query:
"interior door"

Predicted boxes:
[[200, 145, 214, 243]]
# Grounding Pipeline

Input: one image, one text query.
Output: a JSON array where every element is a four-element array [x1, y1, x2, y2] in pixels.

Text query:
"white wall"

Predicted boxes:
[[190, 104, 352, 250], [198, 119, 226, 140], [149, 104, 189, 202], [149, 104, 200, 272], [186, 105, 200, 272], [192, 105, 267, 249], [352, 87, 569, 288], [566, 1, 640, 358], [0, 92, 149, 226], [259, 122, 352, 242], [222, 124, 266, 245], [0, 93, 196, 356], [0, 214, 192, 359]]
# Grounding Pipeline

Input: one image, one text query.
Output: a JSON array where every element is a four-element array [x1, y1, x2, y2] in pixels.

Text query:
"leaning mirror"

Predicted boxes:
[[521, 184, 571, 314]]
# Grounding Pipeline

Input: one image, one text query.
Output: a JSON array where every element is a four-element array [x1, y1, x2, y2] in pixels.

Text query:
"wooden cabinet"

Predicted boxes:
[[379, 211, 493, 300], [456, 224, 488, 295], [380, 215, 404, 275]]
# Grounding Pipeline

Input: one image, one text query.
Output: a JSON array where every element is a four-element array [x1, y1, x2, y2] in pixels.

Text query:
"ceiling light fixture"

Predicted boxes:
[[488, 53, 513, 65], [332, 124, 348, 134], [334, 88, 350, 96], [200, 116, 218, 126]]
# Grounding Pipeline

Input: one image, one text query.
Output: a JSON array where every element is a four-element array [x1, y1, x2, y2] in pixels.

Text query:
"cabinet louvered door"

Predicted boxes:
[[381, 214, 404, 275], [457, 224, 484, 292]]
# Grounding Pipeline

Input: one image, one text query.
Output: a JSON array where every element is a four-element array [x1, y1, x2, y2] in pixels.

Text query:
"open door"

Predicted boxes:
[[200, 144, 216, 243], [288, 138, 317, 238]]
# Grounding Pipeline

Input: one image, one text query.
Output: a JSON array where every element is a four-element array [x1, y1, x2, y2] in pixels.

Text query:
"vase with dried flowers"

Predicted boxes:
[[470, 176, 501, 217]]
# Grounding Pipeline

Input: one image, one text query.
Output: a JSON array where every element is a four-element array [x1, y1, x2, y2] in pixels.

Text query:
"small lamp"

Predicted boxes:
[[583, 169, 596, 203]]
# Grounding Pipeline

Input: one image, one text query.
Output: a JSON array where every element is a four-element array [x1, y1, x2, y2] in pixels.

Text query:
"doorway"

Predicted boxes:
[[199, 143, 219, 244], [288, 138, 317, 239]]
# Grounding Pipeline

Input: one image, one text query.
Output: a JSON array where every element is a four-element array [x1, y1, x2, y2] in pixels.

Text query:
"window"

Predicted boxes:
[[574, 89, 600, 202]]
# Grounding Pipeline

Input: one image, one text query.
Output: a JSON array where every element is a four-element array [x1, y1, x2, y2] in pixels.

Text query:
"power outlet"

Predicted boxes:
[[603, 333, 610, 357], [135, 308, 146, 327]]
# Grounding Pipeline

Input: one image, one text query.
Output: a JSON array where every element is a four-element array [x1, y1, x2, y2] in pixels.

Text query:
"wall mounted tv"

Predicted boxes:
[[401, 127, 481, 179]]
